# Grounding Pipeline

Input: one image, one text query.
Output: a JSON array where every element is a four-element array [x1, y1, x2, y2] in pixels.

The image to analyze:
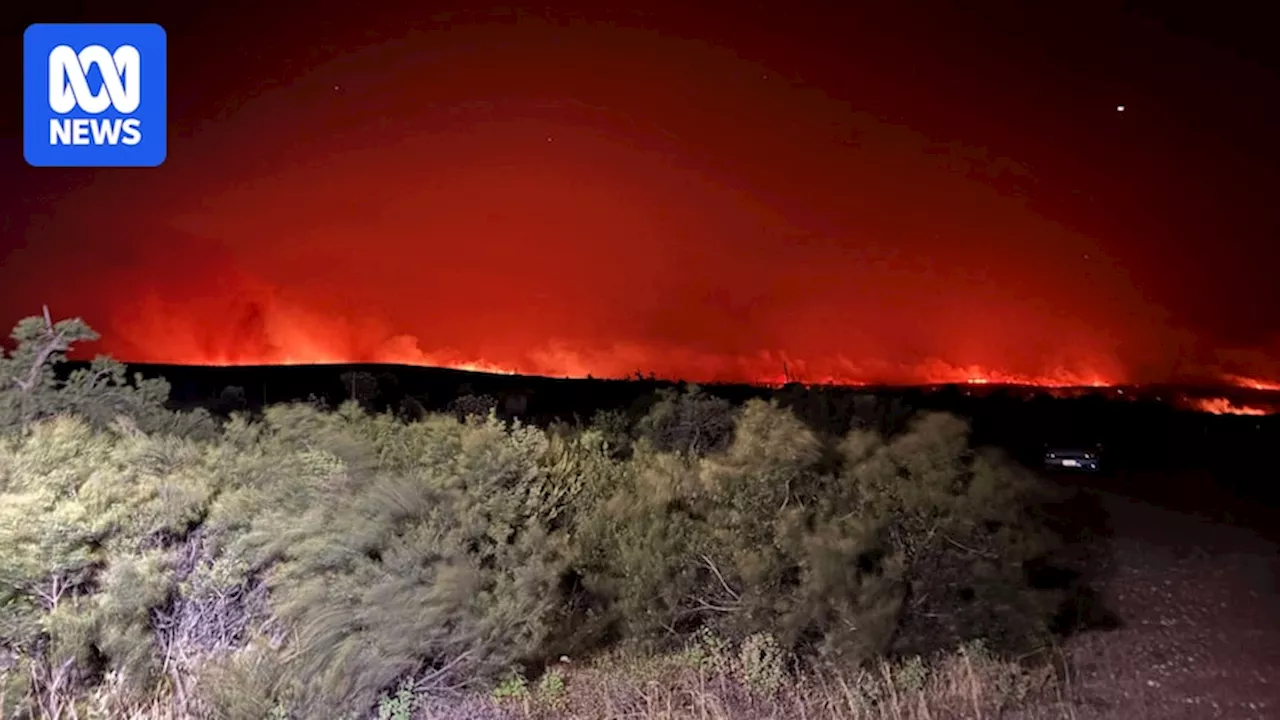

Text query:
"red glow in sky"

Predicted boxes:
[[3, 4, 1279, 399]]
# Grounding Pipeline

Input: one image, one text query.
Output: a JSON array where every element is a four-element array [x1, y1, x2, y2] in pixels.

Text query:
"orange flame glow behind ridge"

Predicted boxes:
[[8, 11, 1280, 423], [97, 291, 1278, 416]]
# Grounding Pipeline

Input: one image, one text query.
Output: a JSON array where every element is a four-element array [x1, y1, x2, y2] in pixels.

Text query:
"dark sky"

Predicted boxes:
[[3, 0, 1279, 387]]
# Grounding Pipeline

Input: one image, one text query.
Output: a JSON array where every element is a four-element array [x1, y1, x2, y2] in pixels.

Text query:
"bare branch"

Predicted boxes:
[[681, 596, 741, 614], [700, 554, 740, 601], [13, 309, 71, 393], [941, 534, 999, 559]]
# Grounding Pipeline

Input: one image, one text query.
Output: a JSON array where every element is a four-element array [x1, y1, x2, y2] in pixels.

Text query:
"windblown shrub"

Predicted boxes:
[[839, 412, 1065, 656], [574, 400, 902, 661], [0, 315, 1071, 718], [572, 400, 1064, 664], [217, 406, 577, 716], [0, 416, 228, 716]]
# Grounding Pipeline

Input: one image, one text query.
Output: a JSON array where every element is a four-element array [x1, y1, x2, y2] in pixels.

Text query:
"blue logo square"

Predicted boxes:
[[23, 23, 167, 167]]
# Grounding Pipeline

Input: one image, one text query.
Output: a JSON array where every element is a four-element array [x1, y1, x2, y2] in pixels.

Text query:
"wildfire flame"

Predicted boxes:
[[1185, 397, 1270, 416], [75, 290, 1278, 417], [1221, 374, 1280, 392]]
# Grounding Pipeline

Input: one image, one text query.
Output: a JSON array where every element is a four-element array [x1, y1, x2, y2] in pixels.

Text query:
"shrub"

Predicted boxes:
[[0, 314, 1071, 718], [839, 412, 1066, 656], [223, 409, 573, 715], [574, 399, 891, 660], [0, 311, 215, 439], [0, 415, 228, 715], [448, 394, 499, 421], [587, 408, 633, 458], [635, 384, 737, 456], [571, 400, 1063, 665]]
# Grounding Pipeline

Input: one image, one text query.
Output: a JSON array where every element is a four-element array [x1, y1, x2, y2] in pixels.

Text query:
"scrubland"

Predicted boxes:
[[0, 314, 1129, 719]]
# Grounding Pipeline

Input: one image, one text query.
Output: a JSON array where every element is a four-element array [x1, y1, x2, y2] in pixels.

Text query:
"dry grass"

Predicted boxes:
[[9, 642, 1080, 720], [23, 633, 1272, 720], [418, 643, 1081, 720]]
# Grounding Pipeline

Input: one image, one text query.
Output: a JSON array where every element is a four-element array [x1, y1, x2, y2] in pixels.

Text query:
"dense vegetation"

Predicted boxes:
[[0, 313, 1079, 719]]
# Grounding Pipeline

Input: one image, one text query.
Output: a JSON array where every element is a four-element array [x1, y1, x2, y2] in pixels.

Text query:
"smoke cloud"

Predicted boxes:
[[3, 9, 1278, 391]]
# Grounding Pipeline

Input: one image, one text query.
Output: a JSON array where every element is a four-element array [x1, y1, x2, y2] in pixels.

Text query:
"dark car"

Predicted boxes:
[[1043, 445, 1102, 472]]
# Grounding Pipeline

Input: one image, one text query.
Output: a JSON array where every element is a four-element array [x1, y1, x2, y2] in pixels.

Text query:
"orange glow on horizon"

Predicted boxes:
[[5, 12, 1277, 407], [99, 288, 1133, 387], [89, 287, 1277, 401], [31, 283, 1272, 417]]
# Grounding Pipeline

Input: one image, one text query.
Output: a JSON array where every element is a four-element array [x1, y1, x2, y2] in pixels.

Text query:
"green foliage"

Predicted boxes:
[[677, 627, 734, 674], [737, 632, 786, 694], [840, 413, 1065, 655], [220, 408, 575, 715], [193, 639, 302, 720], [635, 384, 737, 456], [490, 673, 529, 701], [0, 312, 215, 439], [375, 679, 417, 720], [573, 400, 1064, 665], [537, 667, 566, 698], [588, 408, 633, 458], [0, 314, 1070, 718], [0, 313, 98, 396], [895, 654, 928, 692], [0, 415, 229, 714]]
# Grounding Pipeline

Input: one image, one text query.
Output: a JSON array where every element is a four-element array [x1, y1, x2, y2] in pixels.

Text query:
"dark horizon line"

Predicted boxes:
[[61, 358, 1280, 397]]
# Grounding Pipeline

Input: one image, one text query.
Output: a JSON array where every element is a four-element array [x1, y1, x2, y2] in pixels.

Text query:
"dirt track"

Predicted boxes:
[[1062, 487, 1280, 719]]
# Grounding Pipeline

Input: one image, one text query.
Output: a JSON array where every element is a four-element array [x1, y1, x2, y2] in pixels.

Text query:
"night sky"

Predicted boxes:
[[3, 1, 1279, 388]]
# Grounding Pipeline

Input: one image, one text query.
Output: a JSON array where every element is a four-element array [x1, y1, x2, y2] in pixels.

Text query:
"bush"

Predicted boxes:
[[838, 412, 1065, 656], [0, 415, 230, 717], [0, 314, 1071, 718], [587, 408, 633, 458], [448, 394, 499, 421], [232, 409, 574, 715], [635, 384, 737, 456], [570, 400, 1063, 664], [0, 311, 215, 439]]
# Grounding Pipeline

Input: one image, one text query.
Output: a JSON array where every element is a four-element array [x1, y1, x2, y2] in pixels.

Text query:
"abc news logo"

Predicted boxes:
[[23, 23, 167, 168], [48, 44, 144, 147]]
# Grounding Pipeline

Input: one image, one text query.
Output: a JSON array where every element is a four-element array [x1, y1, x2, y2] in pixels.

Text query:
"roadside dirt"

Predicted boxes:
[[1062, 488, 1280, 719]]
